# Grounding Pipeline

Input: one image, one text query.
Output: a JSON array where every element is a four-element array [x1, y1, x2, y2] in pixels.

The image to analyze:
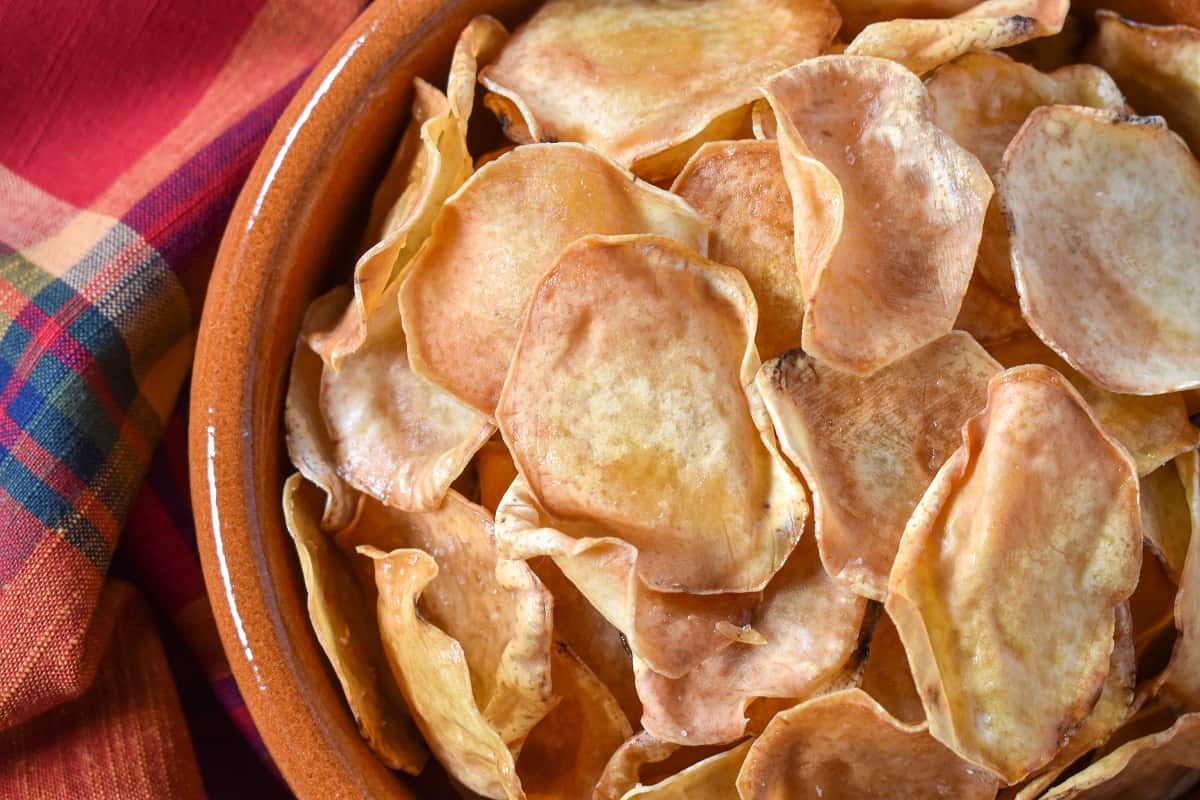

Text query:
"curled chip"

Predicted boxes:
[[496, 234, 807, 594], [594, 733, 732, 800], [281, 475, 427, 774], [764, 56, 991, 375], [756, 332, 1001, 600], [497, 475, 761, 678], [284, 287, 357, 530], [887, 365, 1142, 783], [1088, 11, 1200, 156], [736, 689, 999, 800], [342, 492, 556, 751], [399, 143, 707, 415], [988, 336, 1199, 476], [1039, 712, 1200, 799], [999, 105, 1200, 395], [926, 52, 1125, 323], [861, 610, 925, 725], [516, 643, 632, 799], [1158, 449, 1200, 710], [635, 532, 867, 745], [845, 0, 1070, 75], [479, 0, 839, 180], [671, 140, 804, 360], [620, 740, 751, 800], [311, 17, 504, 365]]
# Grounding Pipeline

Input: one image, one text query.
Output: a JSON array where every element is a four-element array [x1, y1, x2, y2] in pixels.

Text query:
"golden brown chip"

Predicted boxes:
[[635, 533, 867, 745], [764, 56, 991, 375], [342, 492, 556, 750], [887, 365, 1142, 783], [1158, 449, 1200, 710], [399, 143, 708, 415], [517, 643, 632, 800], [670, 141, 803, 360], [1038, 712, 1200, 800], [988, 336, 1200, 475], [285, 288, 359, 531], [477, 439, 519, 514], [832, 0, 978, 38], [845, 0, 1070, 75], [861, 609, 925, 725], [954, 271, 1031, 345], [757, 332, 1001, 600], [496, 234, 807, 595], [479, 0, 839, 180], [1141, 460, 1194, 580], [621, 740, 750, 800], [280, 475, 427, 774], [736, 689, 999, 800], [1001, 12, 1084, 71], [999, 105, 1200, 395], [1088, 11, 1200, 157], [927, 52, 1125, 309]]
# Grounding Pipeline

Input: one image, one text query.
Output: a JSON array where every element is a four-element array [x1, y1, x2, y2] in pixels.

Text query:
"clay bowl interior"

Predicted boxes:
[[190, 1, 536, 797]]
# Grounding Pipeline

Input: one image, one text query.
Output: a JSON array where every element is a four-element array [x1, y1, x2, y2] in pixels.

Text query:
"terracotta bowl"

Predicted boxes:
[[189, 1, 534, 796]]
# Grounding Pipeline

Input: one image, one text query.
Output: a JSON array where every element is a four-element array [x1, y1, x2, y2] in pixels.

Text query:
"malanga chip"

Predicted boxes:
[[479, 0, 839, 180], [953, 271, 1029, 345], [621, 740, 750, 800], [736, 689, 999, 800], [1130, 545, 1178, 677], [281, 475, 427, 774], [1088, 11, 1200, 157], [477, 439, 519, 514], [341, 492, 555, 750], [1039, 712, 1200, 800], [832, 0, 978, 37], [764, 56, 991, 375], [594, 733, 726, 800], [1140, 459, 1194, 581], [671, 140, 804, 360], [999, 105, 1200, 395], [845, 0, 1070, 75], [861, 609, 925, 725], [1158, 449, 1200, 710], [887, 365, 1142, 783], [756, 332, 1001, 600], [497, 234, 807, 594], [634, 532, 867, 745], [988, 335, 1199, 476], [399, 143, 707, 415]]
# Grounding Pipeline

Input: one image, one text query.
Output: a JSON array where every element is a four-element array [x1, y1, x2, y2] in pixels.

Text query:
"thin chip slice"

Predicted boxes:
[[635, 532, 868, 745], [757, 332, 1001, 600], [750, 100, 776, 141], [1039, 713, 1200, 800], [764, 56, 991, 375], [671, 140, 803, 360], [281, 475, 427, 774], [479, 0, 839, 179], [1001, 12, 1084, 71], [399, 143, 708, 415], [861, 609, 925, 725], [477, 439, 519, 514], [736, 689, 999, 800], [887, 365, 1142, 782], [1088, 11, 1200, 157], [621, 740, 751, 800], [845, 0, 1070, 75], [1000, 105, 1200, 395], [1158, 449, 1200, 710], [1141, 461, 1193, 580], [516, 643, 632, 800], [284, 287, 357, 530], [497, 475, 760, 679], [497, 234, 807, 594], [594, 733, 736, 800], [341, 492, 555, 749]]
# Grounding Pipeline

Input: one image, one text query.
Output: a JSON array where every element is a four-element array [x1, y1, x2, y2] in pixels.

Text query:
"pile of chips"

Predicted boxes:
[[282, 1, 1200, 797]]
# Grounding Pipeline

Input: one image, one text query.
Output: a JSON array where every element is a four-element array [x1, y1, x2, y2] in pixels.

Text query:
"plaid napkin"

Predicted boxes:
[[0, 1, 362, 796]]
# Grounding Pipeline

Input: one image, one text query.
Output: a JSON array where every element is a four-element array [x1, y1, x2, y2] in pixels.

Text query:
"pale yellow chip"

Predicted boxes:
[[479, 0, 839, 180], [861, 609, 925, 725], [496, 234, 807, 594], [832, 0, 978, 38], [342, 492, 556, 751], [1141, 460, 1194, 581], [764, 56, 991, 375], [280, 475, 427, 774], [1158, 449, 1200, 710], [736, 689, 1000, 800], [757, 332, 1001, 600], [671, 140, 804, 360], [634, 532, 867, 745], [284, 287, 357, 531], [1039, 712, 1200, 800], [999, 105, 1200, 395], [845, 0, 1070, 75], [887, 365, 1142, 783], [927, 52, 1126, 311], [311, 17, 506, 366], [516, 643, 632, 800], [1088, 11, 1200, 157], [399, 143, 708, 415], [621, 740, 751, 800], [988, 336, 1200, 476]]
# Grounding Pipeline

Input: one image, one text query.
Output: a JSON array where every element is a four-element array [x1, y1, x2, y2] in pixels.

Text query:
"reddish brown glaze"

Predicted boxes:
[[189, 1, 534, 797]]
